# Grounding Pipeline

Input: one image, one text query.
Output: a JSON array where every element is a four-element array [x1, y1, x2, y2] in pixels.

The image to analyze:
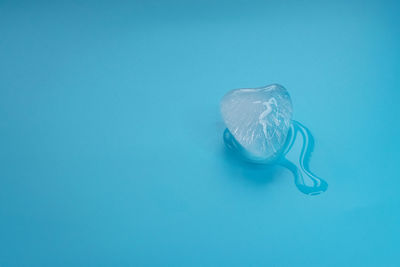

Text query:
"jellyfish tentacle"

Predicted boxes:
[[291, 120, 328, 194], [282, 122, 297, 156], [293, 121, 318, 181]]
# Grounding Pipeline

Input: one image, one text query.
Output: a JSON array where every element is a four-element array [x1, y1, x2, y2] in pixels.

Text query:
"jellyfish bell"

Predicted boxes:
[[220, 84, 293, 163]]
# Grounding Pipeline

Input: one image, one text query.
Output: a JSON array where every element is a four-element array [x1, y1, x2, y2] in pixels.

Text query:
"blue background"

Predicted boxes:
[[1, 0, 400, 266]]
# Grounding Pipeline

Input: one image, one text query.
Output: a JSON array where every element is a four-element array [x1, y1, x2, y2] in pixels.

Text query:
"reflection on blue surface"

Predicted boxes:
[[223, 120, 328, 195]]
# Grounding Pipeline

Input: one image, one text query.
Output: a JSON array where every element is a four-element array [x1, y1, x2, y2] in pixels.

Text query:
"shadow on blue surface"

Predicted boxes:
[[222, 146, 283, 186], [223, 120, 328, 195]]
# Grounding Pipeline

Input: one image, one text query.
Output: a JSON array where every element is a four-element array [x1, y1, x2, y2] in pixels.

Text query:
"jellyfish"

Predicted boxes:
[[220, 84, 328, 195]]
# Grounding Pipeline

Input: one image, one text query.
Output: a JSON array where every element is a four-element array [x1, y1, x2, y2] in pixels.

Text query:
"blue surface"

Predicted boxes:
[[1, 1, 400, 266]]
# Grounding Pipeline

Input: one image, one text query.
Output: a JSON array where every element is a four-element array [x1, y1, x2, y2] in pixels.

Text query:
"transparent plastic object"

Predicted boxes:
[[221, 84, 328, 195], [220, 84, 293, 163]]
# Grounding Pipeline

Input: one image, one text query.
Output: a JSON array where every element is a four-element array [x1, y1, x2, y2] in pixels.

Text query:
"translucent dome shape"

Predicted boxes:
[[220, 84, 328, 195], [220, 84, 293, 162]]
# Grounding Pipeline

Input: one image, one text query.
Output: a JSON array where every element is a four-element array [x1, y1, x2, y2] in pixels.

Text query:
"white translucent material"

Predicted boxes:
[[220, 84, 293, 162]]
